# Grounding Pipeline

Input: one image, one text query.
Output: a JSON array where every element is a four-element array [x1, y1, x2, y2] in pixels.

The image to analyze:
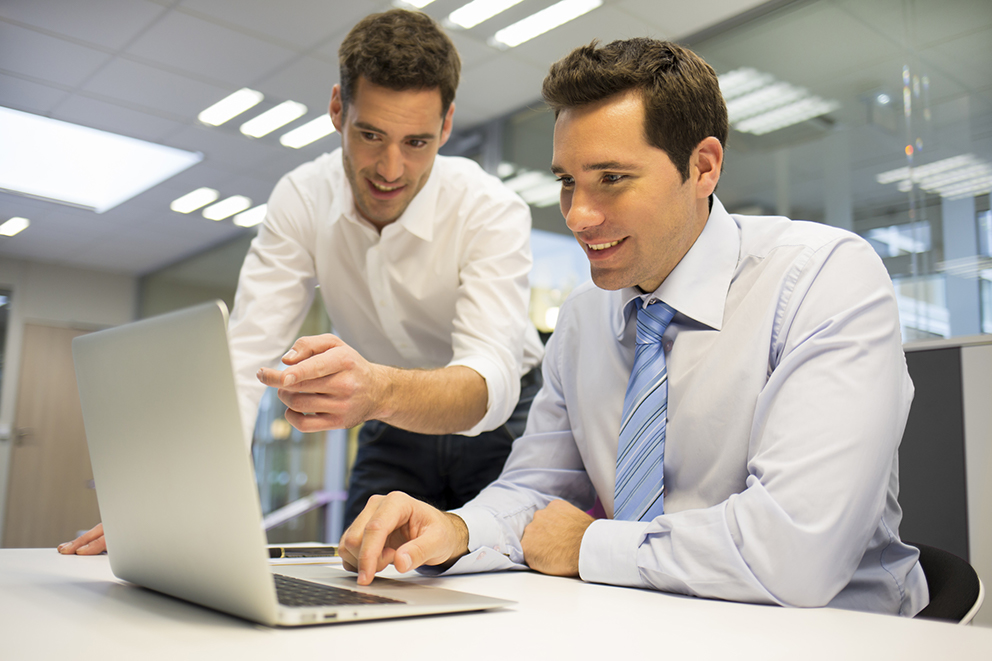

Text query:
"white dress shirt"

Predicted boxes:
[[444, 198, 928, 615], [228, 149, 544, 443]]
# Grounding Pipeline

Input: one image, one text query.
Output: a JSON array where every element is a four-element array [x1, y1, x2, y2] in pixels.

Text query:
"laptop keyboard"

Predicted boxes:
[[273, 573, 405, 607]]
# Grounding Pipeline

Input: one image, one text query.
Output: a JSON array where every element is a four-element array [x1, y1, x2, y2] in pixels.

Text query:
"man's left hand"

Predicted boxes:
[[520, 499, 594, 577], [256, 334, 387, 432]]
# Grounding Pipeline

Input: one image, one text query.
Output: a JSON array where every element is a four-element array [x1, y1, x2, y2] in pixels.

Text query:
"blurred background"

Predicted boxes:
[[1, 0, 989, 553]]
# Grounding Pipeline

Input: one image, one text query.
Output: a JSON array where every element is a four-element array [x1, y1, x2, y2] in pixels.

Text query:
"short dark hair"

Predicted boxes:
[[542, 38, 728, 181], [339, 9, 461, 117]]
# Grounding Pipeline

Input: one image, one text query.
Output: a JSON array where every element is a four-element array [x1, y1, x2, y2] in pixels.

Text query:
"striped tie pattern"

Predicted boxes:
[[614, 300, 677, 522]]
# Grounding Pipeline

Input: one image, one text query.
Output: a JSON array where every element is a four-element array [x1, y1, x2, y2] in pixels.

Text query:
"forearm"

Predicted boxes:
[[372, 364, 488, 435]]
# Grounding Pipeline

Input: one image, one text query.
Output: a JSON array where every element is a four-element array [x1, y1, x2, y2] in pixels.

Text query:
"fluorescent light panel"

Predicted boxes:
[[719, 68, 839, 136], [876, 154, 992, 200], [203, 195, 252, 221], [393, 0, 436, 8], [234, 204, 268, 228], [240, 101, 307, 138], [0, 106, 201, 213], [280, 115, 336, 149], [0, 217, 30, 236], [492, 0, 602, 48], [198, 88, 264, 126], [170, 187, 219, 213], [449, 0, 525, 29]]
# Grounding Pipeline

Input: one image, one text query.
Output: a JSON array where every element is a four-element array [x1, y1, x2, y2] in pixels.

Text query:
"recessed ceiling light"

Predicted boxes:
[[170, 187, 219, 214], [279, 115, 336, 149], [448, 0, 525, 29], [0, 216, 30, 237], [203, 195, 252, 221], [877, 154, 992, 200], [0, 106, 201, 213], [198, 88, 264, 126], [234, 204, 268, 228], [240, 101, 307, 139], [719, 68, 840, 135], [490, 0, 602, 49]]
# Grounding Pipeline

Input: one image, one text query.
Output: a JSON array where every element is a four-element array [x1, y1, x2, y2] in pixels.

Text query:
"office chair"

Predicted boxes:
[[910, 542, 985, 624]]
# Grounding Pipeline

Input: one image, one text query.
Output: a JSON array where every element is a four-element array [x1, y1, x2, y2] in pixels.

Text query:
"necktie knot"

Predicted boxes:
[[635, 300, 676, 346]]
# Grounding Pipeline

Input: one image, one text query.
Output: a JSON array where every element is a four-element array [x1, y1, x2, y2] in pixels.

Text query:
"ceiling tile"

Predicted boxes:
[[0, 0, 164, 51], [81, 58, 230, 119], [125, 11, 298, 86], [179, 0, 389, 49], [0, 72, 69, 114], [51, 95, 187, 143], [255, 55, 337, 114], [0, 21, 113, 88]]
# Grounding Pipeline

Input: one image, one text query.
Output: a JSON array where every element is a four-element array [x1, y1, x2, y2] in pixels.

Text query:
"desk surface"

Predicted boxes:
[[2, 548, 990, 660]]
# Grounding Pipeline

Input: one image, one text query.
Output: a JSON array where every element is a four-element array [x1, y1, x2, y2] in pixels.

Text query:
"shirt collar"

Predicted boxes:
[[612, 196, 740, 339], [335, 149, 440, 242]]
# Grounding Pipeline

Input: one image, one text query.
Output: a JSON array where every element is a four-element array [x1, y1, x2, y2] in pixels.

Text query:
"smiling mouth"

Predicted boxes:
[[370, 180, 403, 192], [587, 239, 622, 251]]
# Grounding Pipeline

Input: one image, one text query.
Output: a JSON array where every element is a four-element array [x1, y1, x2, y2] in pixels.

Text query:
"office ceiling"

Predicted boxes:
[[0, 0, 767, 275], [0, 0, 989, 277]]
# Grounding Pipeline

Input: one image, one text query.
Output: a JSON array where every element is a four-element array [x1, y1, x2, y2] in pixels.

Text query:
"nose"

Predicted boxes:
[[563, 187, 604, 233], [377, 144, 403, 183]]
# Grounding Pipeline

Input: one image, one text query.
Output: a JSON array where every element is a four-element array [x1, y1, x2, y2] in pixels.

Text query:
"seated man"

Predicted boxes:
[[339, 37, 928, 616]]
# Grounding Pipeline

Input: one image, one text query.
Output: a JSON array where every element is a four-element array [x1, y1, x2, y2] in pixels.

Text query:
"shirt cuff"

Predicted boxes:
[[448, 355, 514, 436], [578, 519, 651, 588], [415, 506, 526, 577]]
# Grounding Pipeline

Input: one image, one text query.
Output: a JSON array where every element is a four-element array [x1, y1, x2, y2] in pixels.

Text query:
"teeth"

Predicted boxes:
[[372, 181, 401, 192], [588, 240, 620, 251]]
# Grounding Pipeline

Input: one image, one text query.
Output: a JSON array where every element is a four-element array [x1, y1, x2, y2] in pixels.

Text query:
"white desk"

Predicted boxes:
[[2, 548, 990, 660]]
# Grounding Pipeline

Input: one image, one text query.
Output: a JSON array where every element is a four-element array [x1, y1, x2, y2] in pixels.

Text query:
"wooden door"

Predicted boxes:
[[3, 324, 99, 547]]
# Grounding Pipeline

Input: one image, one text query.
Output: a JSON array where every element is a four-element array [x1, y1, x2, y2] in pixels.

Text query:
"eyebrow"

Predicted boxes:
[[353, 120, 437, 142], [550, 160, 639, 174]]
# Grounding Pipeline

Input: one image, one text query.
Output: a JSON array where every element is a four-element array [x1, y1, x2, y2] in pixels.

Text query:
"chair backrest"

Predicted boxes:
[[911, 542, 985, 624]]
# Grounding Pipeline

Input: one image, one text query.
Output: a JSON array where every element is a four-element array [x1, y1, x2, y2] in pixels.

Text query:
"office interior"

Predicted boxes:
[[0, 0, 990, 627]]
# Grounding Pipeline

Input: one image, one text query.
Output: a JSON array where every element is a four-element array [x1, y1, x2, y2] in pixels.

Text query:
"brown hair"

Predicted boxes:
[[338, 9, 461, 117], [542, 38, 728, 181]]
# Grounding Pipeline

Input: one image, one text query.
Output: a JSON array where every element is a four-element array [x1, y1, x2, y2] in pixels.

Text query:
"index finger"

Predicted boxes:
[[282, 334, 344, 365], [356, 498, 415, 585]]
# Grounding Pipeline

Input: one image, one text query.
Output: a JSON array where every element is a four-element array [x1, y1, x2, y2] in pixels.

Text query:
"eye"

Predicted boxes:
[[555, 176, 574, 188], [408, 139, 428, 148], [603, 173, 627, 184], [360, 131, 379, 141]]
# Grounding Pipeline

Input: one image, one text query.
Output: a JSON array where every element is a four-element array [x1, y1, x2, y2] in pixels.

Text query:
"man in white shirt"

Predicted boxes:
[[59, 9, 543, 555], [338, 38, 929, 616]]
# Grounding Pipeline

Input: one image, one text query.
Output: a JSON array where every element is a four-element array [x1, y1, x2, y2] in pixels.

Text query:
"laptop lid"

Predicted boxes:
[[73, 300, 511, 626]]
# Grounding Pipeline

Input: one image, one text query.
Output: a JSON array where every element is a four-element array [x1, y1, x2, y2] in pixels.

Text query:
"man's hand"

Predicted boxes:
[[256, 334, 388, 432], [520, 499, 594, 577], [57, 523, 106, 555], [339, 492, 470, 585]]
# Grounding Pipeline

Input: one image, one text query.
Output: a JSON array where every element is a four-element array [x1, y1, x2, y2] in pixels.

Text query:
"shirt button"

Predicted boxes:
[[664, 340, 674, 351]]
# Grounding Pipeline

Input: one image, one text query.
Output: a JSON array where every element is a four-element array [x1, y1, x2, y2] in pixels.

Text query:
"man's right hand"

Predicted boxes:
[[339, 492, 470, 585], [57, 523, 106, 555]]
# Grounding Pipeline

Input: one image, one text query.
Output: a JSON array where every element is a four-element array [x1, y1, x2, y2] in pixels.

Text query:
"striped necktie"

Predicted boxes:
[[614, 299, 676, 522]]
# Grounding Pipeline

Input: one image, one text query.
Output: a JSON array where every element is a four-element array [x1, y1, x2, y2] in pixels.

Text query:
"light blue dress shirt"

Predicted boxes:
[[444, 198, 928, 616]]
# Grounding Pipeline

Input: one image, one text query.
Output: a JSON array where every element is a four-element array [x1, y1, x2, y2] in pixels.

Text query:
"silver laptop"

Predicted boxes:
[[72, 300, 512, 627]]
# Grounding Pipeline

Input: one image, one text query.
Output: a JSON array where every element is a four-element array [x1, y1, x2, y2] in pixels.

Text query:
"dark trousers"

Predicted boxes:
[[343, 368, 542, 529]]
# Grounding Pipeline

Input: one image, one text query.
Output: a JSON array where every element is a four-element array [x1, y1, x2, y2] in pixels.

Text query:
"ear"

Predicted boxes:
[[438, 101, 455, 148], [329, 84, 344, 133], [692, 136, 723, 199]]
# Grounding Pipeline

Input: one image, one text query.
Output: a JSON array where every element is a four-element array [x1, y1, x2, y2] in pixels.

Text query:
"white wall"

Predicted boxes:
[[0, 257, 137, 544]]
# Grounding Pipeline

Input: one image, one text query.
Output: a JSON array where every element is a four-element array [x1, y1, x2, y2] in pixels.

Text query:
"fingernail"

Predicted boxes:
[[283, 374, 296, 386], [283, 349, 298, 361], [358, 570, 368, 583]]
